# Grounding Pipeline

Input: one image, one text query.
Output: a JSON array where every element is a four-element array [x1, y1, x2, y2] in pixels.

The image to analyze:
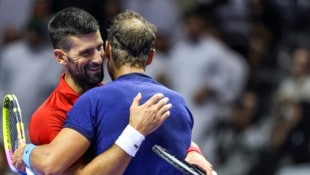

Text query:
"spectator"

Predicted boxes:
[[168, 6, 249, 160]]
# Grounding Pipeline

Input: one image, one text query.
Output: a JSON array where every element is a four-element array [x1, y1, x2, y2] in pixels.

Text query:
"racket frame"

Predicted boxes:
[[152, 144, 205, 175], [2, 94, 26, 173]]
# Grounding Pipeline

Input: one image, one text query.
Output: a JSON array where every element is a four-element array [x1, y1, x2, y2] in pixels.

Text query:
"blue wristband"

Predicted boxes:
[[23, 144, 36, 170]]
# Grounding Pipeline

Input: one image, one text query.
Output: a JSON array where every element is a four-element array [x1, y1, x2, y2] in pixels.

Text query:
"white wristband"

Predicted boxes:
[[115, 125, 145, 157]]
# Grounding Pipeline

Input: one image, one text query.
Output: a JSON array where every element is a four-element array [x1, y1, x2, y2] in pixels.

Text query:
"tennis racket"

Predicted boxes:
[[2, 94, 34, 175], [152, 145, 218, 175]]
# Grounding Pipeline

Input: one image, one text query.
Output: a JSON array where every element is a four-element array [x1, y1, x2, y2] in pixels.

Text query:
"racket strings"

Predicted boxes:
[[8, 101, 19, 152], [11, 97, 26, 142]]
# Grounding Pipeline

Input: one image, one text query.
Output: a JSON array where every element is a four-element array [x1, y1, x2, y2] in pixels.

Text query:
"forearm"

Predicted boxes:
[[30, 144, 76, 174], [67, 145, 132, 175], [27, 129, 90, 175], [185, 141, 215, 175], [68, 125, 144, 175], [27, 133, 133, 175]]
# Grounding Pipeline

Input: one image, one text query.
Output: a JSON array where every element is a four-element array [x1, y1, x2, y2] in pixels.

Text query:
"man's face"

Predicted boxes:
[[64, 31, 104, 87]]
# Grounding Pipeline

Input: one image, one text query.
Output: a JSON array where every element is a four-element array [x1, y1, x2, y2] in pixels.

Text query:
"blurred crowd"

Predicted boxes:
[[1, 0, 310, 175]]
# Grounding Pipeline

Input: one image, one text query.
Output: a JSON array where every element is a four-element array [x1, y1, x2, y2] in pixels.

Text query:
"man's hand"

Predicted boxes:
[[185, 142, 214, 175], [12, 145, 27, 173], [129, 93, 172, 136]]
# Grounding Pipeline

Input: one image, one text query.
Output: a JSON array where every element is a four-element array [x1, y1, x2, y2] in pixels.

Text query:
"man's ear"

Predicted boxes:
[[104, 41, 112, 59], [54, 49, 65, 64], [147, 48, 155, 65]]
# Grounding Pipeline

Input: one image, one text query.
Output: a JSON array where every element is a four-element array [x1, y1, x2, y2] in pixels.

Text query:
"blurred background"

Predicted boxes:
[[0, 0, 310, 174]]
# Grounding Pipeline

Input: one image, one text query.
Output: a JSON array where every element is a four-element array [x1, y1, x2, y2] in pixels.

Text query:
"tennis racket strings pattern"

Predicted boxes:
[[2, 94, 26, 173]]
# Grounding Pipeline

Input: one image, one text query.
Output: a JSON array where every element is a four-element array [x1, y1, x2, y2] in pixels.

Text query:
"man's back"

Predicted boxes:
[[65, 73, 193, 174]]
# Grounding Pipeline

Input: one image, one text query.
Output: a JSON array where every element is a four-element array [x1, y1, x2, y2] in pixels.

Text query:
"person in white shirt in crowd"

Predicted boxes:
[[168, 6, 249, 162]]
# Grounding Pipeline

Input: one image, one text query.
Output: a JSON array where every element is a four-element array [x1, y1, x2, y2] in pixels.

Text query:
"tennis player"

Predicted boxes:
[[13, 8, 213, 175]]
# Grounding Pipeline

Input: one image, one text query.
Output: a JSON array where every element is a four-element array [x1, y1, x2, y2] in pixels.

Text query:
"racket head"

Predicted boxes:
[[152, 144, 205, 175], [2, 94, 26, 173]]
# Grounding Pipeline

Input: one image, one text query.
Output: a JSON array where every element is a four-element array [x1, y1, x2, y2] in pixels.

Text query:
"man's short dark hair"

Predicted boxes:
[[48, 7, 100, 51]]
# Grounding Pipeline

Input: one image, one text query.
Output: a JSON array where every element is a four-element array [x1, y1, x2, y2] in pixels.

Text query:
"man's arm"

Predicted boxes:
[[185, 141, 214, 175], [13, 93, 172, 175]]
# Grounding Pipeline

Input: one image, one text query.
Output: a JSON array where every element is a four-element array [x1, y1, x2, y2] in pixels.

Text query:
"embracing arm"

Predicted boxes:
[[13, 93, 171, 175], [15, 128, 132, 175], [66, 144, 132, 175], [13, 128, 89, 174]]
